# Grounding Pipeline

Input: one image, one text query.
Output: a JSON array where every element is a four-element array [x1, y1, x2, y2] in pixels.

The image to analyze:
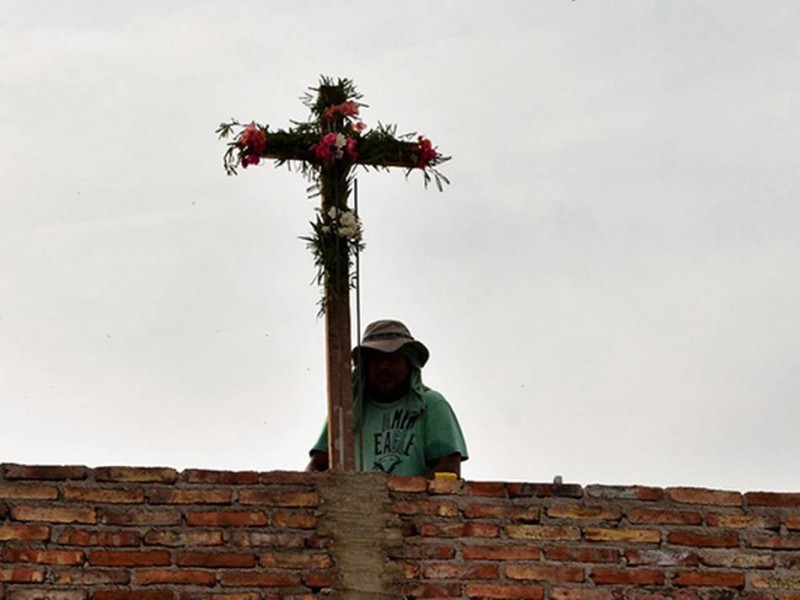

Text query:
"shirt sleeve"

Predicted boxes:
[[423, 392, 469, 462], [310, 420, 328, 455]]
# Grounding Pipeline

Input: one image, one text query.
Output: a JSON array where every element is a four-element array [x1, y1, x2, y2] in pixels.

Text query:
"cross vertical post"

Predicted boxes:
[[317, 84, 355, 471]]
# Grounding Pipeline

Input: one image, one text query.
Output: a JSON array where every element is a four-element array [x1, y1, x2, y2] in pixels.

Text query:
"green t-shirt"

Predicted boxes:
[[311, 390, 468, 476]]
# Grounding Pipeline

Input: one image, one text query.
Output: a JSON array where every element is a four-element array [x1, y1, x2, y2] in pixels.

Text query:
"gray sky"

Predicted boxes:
[[2, 1, 799, 492]]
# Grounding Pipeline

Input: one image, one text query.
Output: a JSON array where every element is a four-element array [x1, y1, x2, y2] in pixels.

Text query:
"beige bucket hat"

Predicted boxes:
[[352, 319, 430, 367]]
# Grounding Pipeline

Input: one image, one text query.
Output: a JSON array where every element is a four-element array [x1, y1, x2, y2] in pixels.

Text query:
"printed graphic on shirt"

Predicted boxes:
[[371, 408, 421, 473]]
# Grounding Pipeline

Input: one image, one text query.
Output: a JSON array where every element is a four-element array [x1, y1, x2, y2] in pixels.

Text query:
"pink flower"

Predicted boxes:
[[345, 137, 358, 161], [414, 136, 438, 169], [242, 154, 261, 168], [349, 121, 367, 133], [309, 132, 357, 165], [324, 101, 360, 121], [238, 122, 267, 155], [338, 101, 359, 117]]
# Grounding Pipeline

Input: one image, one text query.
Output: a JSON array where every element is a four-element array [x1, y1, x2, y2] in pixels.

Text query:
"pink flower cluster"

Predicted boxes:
[[324, 102, 367, 135], [310, 132, 358, 165], [238, 122, 267, 168], [413, 136, 438, 169], [324, 101, 359, 120]]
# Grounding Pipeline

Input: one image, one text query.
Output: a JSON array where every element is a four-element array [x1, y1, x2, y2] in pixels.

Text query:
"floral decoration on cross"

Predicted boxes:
[[216, 76, 449, 312]]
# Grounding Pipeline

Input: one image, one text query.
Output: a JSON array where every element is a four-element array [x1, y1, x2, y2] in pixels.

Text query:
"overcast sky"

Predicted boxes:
[[2, 1, 799, 492]]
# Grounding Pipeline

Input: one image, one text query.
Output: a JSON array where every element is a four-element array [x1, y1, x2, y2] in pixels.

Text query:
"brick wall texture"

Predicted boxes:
[[2, 464, 800, 599]]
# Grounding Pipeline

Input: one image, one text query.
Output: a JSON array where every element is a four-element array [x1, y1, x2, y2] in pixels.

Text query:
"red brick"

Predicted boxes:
[[551, 589, 616, 600], [0, 568, 46, 582], [95, 467, 177, 483], [626, 508, 702, 525], [590, 568, 664, 586], [178, 595, 260, 600], [747, 492, 800, 507], [186, 510, 268, 527], [177, 551, 255, 568], [238, 489, 319, 507], [624, 592, 699, 600], [584, 527, 660, 543], [507, 483, 582, 498], [1, 548, 84, 565], [505, 564, 584, 583], [8, 591, 87, 600], [423, 562, 499, 580], [302, 570, 335, 588], [388, 476, 427, 492], [134, 569, 216, 586], [0, 484, 58, 500], [428, 477, 463, 495], [547, 505, 622, 521], [180, 469, 260, 485], [144, 530, 223, 547], [88, 550, 171, 567], [403, 582, 462, 598], [786, 515, 800, 530], [585, 485, 663, 501], [100, 508, 181, 526], [93, 592, 173, 600], [465, 583, 544, 599], [419, 523, 465, 537], [270, 510, 317, 529], [544, 546, 619, 563], [747, 533, 800, 550], [667, 487, 742, 506], [52, 568, 130, 585], [390, 545, 456, 560], [461, 523, 497, 537], [463, 545, 540, 561], [667, 530, 739, 548], [229, 531, 305, 548], [707, 513, 780, 529], [0, 524, 50, 542], [58, 528, 140, 546], [749, 573, 800, 590], [11, 506, 96, 524], [625, 549, 699, 567], [259, 552, 331, 569], [218, 571, 301, 587], [146, 488, 232, 504], [4, 464, 87, 480], [464, 503, 539, 521], [257, 471, 314, 485], [672, 571, 745, 588], [698, 550, 774, 568], [464, 481, 508, 497], [506, 525, 580, 541], [391, 499, 459, 517], [64, 486, 144, 504]]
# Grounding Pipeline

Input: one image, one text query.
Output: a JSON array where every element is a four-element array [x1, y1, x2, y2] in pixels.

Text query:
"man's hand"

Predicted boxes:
[[306, 451, 329, 472], [426, 452, 462, 478]]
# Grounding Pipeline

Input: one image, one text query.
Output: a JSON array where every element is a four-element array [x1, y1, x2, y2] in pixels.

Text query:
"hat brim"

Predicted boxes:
[[352, 339, 429, 367]]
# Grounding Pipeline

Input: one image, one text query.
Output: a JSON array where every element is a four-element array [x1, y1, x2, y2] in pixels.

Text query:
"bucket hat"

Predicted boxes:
[[352, 319, 430, 367]]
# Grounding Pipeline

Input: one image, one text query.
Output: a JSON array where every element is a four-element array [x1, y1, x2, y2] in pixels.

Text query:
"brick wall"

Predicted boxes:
[[2, 464, 800, 599]]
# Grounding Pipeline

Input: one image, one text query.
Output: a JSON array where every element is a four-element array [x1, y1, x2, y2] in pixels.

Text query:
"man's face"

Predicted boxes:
[[365, 350, 411, 403]]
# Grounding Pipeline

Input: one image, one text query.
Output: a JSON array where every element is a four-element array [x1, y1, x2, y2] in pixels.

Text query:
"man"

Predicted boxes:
[[307, 319, 468, 477]]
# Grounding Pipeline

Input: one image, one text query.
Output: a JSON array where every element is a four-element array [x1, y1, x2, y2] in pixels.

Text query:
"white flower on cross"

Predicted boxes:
[[326, 207, 362, 240]]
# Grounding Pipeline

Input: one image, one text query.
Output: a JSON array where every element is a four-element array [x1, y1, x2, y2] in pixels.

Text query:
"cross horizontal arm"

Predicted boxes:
[[259, 130, 430, 170]]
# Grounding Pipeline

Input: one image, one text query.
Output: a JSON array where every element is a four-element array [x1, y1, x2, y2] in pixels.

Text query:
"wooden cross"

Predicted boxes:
[[218, 77, 448, 471]]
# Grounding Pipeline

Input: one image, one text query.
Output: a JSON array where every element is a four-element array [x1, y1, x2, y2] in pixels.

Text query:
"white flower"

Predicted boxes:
[[334, 133, 347, 149], [339, 211, 358, 229], [327, 207, 339, 220]]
